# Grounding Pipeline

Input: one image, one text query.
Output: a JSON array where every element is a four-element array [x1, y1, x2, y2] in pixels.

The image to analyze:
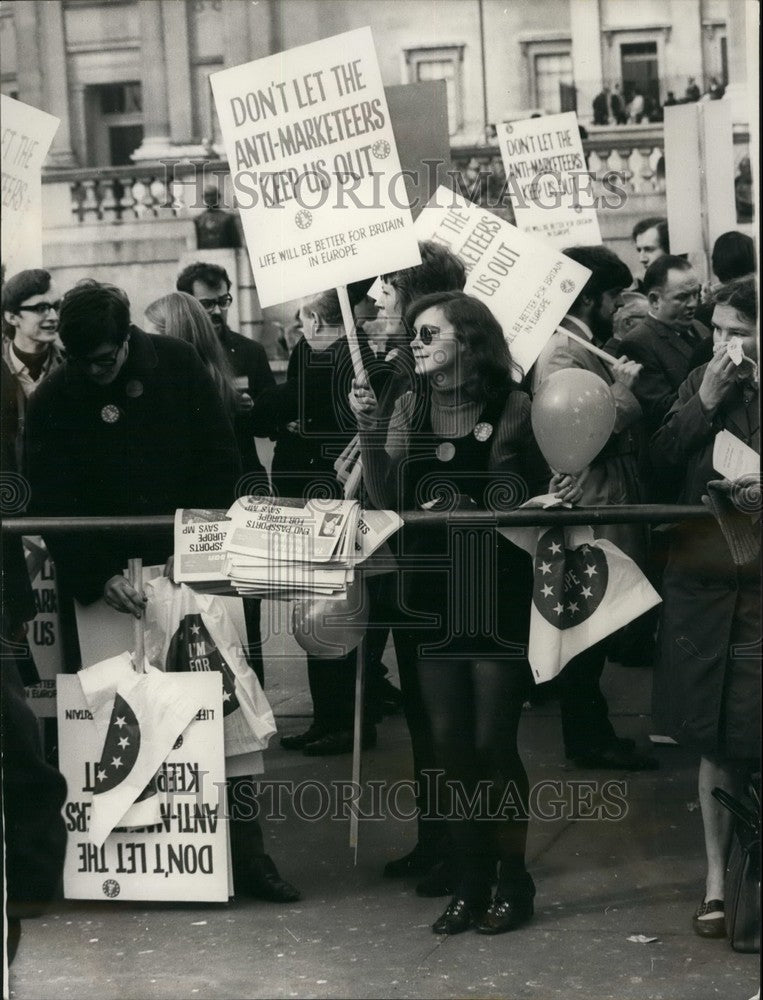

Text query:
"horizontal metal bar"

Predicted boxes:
[[0, 506, 711, 536]]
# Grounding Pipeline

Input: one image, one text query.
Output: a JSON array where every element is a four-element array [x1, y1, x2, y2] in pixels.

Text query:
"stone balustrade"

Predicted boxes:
[[42, 123, 749, 224]]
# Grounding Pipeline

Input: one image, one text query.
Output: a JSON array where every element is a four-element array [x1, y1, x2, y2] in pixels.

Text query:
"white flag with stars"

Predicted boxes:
[[87, 666, 206, 847], [500, 523, 661, 683]]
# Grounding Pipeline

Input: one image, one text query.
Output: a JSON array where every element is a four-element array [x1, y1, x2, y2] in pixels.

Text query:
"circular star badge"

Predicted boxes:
[[473, 422, 493, 442], [436, 442, 456, 462], [100, 404, 121, 424]]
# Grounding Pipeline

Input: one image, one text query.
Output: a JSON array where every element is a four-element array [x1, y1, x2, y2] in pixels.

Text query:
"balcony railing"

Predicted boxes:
[[42, 124, 749, 225]]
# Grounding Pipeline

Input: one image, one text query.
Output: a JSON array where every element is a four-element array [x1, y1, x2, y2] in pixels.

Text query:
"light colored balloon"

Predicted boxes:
[[292, 578, 369, 658], [531, 368, 616, 474]]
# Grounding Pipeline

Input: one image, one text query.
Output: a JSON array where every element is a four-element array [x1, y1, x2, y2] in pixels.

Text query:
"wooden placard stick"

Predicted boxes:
[[558, 327, 618, 367], [127, 557, 145, 673], [337, 284, 366, 384]]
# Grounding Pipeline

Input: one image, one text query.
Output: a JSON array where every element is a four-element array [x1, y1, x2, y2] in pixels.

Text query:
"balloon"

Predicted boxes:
[[292, 577, 369, 659], [531, 368, 616, 474]]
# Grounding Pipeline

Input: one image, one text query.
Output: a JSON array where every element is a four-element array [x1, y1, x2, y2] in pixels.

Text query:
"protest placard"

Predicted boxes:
[[210, 26, 420, 308], [496, 111, 602, 249], [664, 102, 737, 254], [58, 672, 228, 902], [22, 536, 64, 718], [384, 80, 451, 219], [1, 95, 60, 275], [411, 186, 591, 377]]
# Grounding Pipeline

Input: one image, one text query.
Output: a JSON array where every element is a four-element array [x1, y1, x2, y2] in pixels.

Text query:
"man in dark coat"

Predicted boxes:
[[620, 255, 711, 438], [24, 281, 300, 904]]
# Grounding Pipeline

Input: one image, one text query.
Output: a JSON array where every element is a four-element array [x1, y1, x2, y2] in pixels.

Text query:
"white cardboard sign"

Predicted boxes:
[[664, 101, 737, 254], [210, 26, 420, 307], [1, 95, 59, 274], [412, 187, 591, 378], [23, 536, 64, 718], [496, 111, 602, 249], [58, 672, 229, 902]]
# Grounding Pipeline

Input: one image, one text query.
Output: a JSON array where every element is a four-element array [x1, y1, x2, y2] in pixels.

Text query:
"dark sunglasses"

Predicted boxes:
[[17, 300, 61, 315], [413, 324, 456, 346], [197, 294, 232, 312]]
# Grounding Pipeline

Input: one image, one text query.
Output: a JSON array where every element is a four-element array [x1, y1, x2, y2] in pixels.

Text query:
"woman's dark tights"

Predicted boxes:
[[417, 656, 531, 905]]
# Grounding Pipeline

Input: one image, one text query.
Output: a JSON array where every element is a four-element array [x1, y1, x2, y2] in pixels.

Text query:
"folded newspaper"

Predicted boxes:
[[174, 499, 402, 598]]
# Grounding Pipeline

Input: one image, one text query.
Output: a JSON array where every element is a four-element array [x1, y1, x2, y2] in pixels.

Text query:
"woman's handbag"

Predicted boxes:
[[712, 785, 761, 952]]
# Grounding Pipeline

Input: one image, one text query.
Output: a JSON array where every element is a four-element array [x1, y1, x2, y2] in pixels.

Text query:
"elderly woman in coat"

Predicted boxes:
[[651, 275, 760, 939]]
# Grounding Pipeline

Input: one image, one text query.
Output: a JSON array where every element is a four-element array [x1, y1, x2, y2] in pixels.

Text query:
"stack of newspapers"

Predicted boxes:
[[173, 498, 402, 599]]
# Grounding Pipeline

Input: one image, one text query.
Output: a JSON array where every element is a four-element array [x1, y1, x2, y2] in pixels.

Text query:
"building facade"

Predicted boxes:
[[0, 0, 746, 169]]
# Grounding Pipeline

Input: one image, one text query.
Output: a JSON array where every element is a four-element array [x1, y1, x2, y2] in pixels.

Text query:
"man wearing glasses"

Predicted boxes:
[[2, 269, 66, 668], [176, 261, 275, 423], [2, 268, 64, 416]]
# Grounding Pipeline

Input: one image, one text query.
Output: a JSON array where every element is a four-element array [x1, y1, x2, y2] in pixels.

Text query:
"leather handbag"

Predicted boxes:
[[712, 785, 760, 952]]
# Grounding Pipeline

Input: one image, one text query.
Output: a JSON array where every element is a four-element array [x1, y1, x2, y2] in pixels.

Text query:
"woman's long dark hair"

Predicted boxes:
[[404, 290, 517, 402]]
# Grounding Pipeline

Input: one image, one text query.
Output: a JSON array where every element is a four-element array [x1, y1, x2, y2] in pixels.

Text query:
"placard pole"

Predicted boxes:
[[557, 328, 617, 368], [337, 284, 366, 384], [349, 635, 366, 860], [128, 557, 145, 673]]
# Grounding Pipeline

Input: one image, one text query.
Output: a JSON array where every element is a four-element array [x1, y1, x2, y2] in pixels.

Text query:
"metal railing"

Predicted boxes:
[[1, 506, 712, 537]]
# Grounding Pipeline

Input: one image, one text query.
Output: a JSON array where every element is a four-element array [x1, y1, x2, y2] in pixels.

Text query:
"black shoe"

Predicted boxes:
[[383, 842, 436, 879], [432, 897, 486, 935], [302, 727, 377, 756], [236, 855, 301, 903], [280, 726, 325, 751], [571, 742, 658, 771], [692, 898, 726, 938], [474, 892, 534, 935], [416, 860, 453, 897]]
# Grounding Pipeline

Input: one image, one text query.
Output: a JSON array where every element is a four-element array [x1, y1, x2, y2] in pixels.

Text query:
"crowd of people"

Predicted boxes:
[[1, 207, 759, 951], [592, 76, 726, 127]]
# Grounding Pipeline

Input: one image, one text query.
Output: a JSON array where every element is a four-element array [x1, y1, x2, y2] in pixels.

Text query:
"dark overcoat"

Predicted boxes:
[[24, 328, 241, 604], [650, 365, 760, 759]]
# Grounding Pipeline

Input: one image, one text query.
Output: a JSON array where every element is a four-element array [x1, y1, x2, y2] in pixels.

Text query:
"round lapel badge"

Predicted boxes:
[[436, 441, 456, 462], [100, 404, 121, 424], [473, 422, 493, 442], [125, 379, 143, 398]]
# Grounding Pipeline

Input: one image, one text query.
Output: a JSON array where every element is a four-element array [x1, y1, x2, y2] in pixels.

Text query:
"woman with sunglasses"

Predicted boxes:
[[351, 291, 580, 936]]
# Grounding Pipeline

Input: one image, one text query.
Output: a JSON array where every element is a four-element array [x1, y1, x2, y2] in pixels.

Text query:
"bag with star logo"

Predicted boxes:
[[499, 521, 661, 683], [144, 577, 276, 758]]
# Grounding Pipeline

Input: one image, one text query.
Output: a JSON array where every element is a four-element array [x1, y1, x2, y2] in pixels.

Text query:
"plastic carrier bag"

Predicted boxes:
[[144, 577, 276, 758]]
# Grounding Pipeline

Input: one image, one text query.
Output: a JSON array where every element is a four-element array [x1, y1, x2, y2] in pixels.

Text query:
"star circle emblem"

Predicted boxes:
[[473, 422, 493, 442], [102, 879, 121, 898], [100, 404, 121, 424], [559, 280, 575, 294], [371, 139, 391, 160], [295, 209, 313, 229]]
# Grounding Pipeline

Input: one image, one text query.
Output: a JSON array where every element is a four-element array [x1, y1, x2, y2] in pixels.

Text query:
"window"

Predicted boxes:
[[534, 52, 573, 114], [85, 82, 143, 166], [404, 46, 464, 135], [99, 82, 142, 115], [620, 42, 659, 113]]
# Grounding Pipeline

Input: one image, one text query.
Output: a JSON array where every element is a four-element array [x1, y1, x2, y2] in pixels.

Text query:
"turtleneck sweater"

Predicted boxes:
[[360, 382, 549, 512]]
